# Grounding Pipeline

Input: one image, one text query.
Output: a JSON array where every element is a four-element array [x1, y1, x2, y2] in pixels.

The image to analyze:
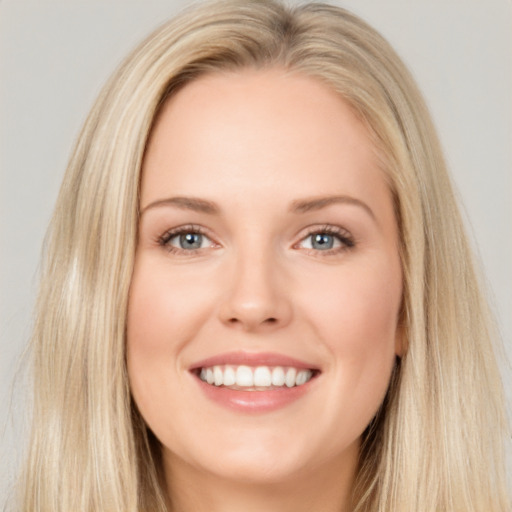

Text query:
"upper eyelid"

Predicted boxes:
[[295, 224, 353, 241], [158, 224, 212, 242]]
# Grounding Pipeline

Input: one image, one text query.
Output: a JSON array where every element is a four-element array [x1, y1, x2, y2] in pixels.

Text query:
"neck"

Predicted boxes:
[[163, 449, 358, 512]]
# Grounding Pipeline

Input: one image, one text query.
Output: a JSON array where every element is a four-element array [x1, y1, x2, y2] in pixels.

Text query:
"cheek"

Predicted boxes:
[[298, 256, 401, 420], [126, 261, 168, 425], [127, 256, 213, 354], [126, 253, 226, 433], [126, 256, 199, 422], [317, 252, 401, 346], [126, 271, 173, 380]]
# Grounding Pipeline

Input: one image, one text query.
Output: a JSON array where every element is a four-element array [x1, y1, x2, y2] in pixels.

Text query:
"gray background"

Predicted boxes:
[[1, 0, 511, 504]]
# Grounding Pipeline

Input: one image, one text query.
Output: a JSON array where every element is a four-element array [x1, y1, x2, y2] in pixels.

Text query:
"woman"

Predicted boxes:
[[16, 1, 509, 511]]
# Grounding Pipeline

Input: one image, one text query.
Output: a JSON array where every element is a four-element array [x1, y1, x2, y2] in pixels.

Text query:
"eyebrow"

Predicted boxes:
[[140, 196, 220, 216], [140, 194, 375, 220], [290, 195, 376, 220]]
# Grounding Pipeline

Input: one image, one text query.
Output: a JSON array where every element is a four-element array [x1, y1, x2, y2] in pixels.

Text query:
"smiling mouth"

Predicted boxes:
[[193, 365, 320, 390]]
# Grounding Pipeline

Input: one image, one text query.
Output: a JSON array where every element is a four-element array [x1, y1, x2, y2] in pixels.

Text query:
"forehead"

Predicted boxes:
[[141, 68, 390, 216]]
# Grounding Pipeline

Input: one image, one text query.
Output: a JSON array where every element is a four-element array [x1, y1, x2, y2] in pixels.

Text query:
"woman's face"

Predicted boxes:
[[127, 69, 403, 485]]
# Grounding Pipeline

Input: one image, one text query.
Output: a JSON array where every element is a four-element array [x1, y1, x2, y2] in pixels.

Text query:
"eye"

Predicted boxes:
[[158, 226, 216, 253], [302, 233, 340, 250], [171, 232, 209, 250], [296, 227, 354, 253]]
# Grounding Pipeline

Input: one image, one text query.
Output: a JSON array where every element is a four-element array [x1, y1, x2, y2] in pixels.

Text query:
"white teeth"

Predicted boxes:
[[214, 366, 223, 386], [197, 365, 314, 389], [271, 367, 286, 386], [223, 366, 236, 386], [236, 365, 254, 387], [295, 370, 309, 386], [285, 368, 297, 388], [253, 366, 272, 387]]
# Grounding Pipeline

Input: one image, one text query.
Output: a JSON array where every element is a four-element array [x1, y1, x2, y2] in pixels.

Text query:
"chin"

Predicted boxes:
[[202, 451, 312, 485], [163, 425, 358, 487]]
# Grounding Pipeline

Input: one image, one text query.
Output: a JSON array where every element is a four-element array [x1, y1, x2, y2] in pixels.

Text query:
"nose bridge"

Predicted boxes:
[[219, 235, 292, 331]]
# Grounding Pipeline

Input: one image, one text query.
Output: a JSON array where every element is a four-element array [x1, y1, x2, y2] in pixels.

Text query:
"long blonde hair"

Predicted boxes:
[[18, 1, 509, 510]]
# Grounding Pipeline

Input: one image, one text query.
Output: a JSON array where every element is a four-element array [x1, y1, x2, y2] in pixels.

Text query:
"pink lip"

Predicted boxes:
[[193, 378, 317, 413], [189, 351, 320, 371], [188, 351, 320, 413]]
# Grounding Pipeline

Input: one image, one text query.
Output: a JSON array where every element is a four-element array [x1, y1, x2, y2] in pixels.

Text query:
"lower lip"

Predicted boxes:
[[192, 374, 317, 413]]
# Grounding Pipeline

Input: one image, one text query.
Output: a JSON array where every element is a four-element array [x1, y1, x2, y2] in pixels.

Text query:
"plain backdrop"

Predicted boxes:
[[1, 0, 511, 504]]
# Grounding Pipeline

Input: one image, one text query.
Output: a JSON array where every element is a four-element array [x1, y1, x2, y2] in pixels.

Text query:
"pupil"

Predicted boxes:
[[180, 233, 202, 249], [312, 233, 333, 250]]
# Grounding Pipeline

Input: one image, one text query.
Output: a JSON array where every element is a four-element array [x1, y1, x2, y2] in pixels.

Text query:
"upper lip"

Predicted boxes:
[[189, 351, 321, 371]]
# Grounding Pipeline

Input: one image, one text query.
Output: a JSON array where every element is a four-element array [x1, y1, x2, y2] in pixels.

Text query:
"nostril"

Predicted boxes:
[[226, 316, 278, 327]]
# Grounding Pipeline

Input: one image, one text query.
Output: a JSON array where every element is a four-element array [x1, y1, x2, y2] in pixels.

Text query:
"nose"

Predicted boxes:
[[218, 246, 293, 332]]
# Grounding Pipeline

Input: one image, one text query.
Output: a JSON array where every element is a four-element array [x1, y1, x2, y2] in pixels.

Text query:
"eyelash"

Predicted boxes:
[[157, 224, 214, 254], [295, 225, 355, 255], [156, 224, 355, 255]]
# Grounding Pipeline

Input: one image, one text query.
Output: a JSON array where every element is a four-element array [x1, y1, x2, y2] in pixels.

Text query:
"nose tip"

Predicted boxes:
[[218, 260, 292, 332], [221, 305, 282, 331]]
